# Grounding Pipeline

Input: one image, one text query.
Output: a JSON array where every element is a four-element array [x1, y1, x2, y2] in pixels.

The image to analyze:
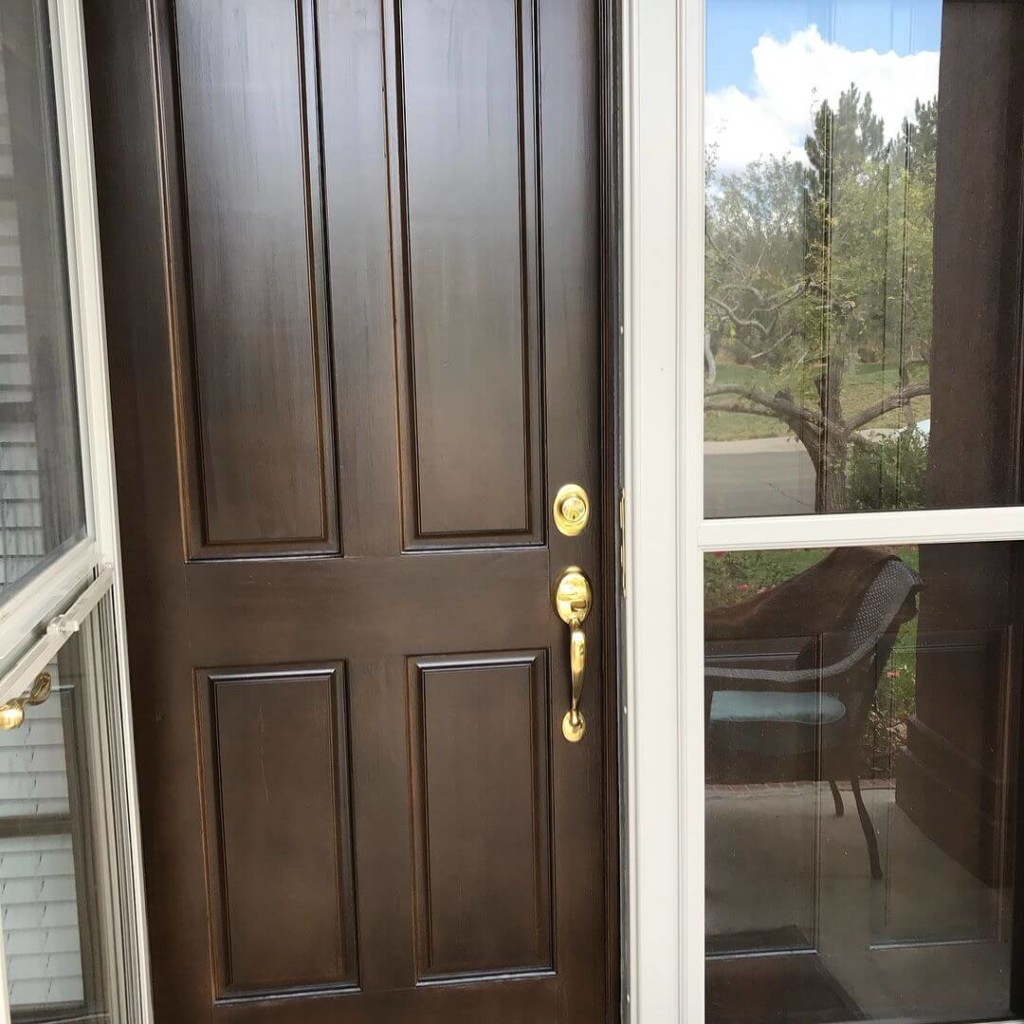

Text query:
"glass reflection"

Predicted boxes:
[[704, 0, 1024, 516], [0, 605, 124, 1021], [705, 543, 1022, 1024], [0, 2, 86, 592]]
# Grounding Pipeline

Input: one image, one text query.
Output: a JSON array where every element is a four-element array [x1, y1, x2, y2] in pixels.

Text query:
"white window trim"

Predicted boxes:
[[0, 2, 153, 1022], [623, 1, 1024, 1023]]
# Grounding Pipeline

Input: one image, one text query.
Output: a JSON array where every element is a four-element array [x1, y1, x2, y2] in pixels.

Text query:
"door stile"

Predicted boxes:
[[678, 0, 707, 1019], [597, 0, 624, 1013], [623, 0, 687, 1020]]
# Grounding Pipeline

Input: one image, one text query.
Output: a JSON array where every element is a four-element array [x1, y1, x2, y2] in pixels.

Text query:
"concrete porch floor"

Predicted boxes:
[[706, 782, 1013, 1023]]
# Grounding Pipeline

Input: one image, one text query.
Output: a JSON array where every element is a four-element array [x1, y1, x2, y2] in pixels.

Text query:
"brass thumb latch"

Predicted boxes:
[[554, 567, 592, 743], [0, 672, 53, 731]]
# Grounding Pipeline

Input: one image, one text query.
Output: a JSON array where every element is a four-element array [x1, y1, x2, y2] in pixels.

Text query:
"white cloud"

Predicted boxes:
[[707, 26, 940, 175]]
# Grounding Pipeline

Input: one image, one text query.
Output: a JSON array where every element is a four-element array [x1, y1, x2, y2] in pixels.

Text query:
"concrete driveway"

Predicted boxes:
[[705, 437, 817, 517]]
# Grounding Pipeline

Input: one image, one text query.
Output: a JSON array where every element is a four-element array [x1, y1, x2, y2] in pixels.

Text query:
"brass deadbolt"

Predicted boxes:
[[553, 484, 590, 537]]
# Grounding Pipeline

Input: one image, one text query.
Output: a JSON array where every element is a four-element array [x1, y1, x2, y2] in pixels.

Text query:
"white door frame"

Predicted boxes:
[[622, 1, 1024, 1021], [623, 0, 704, 1018]]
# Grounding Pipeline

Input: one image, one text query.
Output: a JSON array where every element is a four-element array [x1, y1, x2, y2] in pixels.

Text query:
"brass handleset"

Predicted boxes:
[[552, 483, 593, 744], [554, 568, 592, 743], [0, 489, 598, 741], [0, 671, 53, 731]]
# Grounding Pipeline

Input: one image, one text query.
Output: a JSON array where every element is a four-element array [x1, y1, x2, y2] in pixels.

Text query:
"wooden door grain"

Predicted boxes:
[[84, 1, 618, 1022]]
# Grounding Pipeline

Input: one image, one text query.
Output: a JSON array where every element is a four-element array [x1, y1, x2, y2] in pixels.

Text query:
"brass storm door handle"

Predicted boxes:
[[554, 567, 592, 743], [0, 672, 53, 731]]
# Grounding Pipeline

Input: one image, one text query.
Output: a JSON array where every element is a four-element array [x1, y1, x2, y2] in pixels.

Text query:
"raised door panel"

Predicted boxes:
[[172, 0, 338, 557], [196, 666, 358, 998], [317, 0, 402, 558], [409, 652, 553, 981], [391, 0, 544, 549]]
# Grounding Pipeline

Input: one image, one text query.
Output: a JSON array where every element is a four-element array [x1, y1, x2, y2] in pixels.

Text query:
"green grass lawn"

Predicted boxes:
[[705, 361, 932, 442]]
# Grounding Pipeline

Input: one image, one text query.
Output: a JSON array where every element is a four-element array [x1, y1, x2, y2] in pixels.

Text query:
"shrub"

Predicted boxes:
[[849, 427, 928, 511]]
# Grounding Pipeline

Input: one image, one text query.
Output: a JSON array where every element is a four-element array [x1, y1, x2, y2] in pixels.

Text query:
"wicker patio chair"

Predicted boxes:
[[705, 550, 923, 880]]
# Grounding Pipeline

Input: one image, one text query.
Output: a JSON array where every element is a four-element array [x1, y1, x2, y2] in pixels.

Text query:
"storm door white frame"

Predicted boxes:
[[0, 1, 152, 1021], [621, 0, 1024, 1022]]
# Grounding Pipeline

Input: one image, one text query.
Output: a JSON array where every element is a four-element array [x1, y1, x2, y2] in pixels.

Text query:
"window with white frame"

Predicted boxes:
[[0, 2, 149, 1023], [627, 1, 1024, 1023]]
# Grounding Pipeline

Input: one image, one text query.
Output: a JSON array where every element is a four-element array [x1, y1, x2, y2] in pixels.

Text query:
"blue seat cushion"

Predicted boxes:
[[710, 690, 847, 726]]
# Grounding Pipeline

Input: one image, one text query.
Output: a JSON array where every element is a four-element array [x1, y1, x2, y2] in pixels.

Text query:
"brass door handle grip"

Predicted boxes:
[[554, 568, 592, 743], [0, 672, 53, 731], [567, 625, 586, 738]]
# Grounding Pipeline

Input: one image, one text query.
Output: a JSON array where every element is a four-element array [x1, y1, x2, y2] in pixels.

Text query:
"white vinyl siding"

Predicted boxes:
[[0, 835, 83, 1007], [0, 53, 45, 588], [0, 668, 85, 1010]]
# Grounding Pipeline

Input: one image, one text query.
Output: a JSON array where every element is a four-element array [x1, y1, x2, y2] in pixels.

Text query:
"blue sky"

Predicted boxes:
[[707, 0, 942, 93], [705, 0, 942, 173]]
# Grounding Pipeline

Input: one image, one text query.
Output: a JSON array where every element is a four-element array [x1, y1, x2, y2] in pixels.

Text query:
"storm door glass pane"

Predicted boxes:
[[704, 0, 1024, 517], [0, 657, 84, 1014], [0, 595, 133, 1023], [0, 1, 85, 588], [704, 542, 1023, 1024]]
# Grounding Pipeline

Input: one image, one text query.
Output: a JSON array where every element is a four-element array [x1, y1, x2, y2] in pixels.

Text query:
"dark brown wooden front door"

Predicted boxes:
[[83, 1, 616, 1022]]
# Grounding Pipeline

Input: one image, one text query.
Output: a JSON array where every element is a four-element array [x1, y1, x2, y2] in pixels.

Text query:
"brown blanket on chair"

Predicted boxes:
[[705, 547, 906, 643]]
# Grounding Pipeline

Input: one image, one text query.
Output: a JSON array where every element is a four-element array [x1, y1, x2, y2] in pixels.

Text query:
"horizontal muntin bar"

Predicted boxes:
[[698, 505, 1024, 552]]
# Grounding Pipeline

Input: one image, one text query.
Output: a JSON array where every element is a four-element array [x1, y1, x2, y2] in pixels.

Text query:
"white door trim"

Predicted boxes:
[[622, 0, 698, 1019]]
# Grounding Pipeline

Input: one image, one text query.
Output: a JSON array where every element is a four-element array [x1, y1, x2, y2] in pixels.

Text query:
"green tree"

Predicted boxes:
[[705, 84, 936, 511]]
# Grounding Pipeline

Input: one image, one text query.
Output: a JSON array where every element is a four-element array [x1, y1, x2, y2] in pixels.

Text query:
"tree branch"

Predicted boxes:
[[705, 228, 746, 276], [806, 279, 857, 319], [706, 384, 822, 427], [847, 382, 930, 432], [704, 402, 792, 421], [747, 329, 798, 365], [848, 432, 877, 452], [716, 279, 808, 315], [707, 296, 773, 338]]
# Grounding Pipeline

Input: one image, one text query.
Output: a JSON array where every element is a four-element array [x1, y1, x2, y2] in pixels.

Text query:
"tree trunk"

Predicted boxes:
[[817, 438, 850, 512]]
